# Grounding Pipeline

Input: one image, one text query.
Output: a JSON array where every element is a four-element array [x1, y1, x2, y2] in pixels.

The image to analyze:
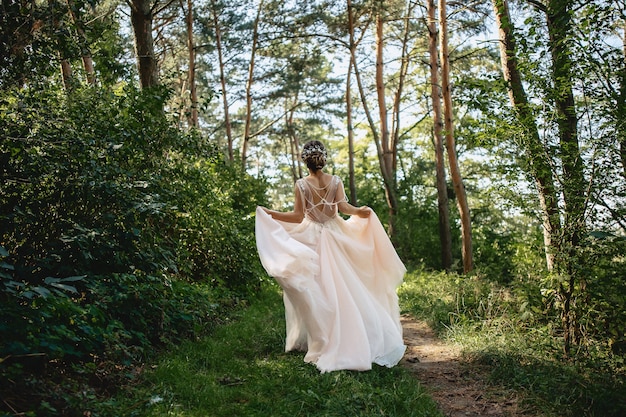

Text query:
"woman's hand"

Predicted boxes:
[[355, 206, 371, 218]]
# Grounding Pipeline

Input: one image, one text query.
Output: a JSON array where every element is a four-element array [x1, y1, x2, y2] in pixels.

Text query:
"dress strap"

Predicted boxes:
[[297, 175, 346, 223]]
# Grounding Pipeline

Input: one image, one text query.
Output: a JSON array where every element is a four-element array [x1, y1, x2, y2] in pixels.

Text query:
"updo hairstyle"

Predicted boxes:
[[301, 140, 327, 172]]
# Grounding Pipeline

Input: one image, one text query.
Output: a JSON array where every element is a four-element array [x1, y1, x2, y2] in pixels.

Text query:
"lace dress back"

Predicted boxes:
[[297, 175, 346, 224]]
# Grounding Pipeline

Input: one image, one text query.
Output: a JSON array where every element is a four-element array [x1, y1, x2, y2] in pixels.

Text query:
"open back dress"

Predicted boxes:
[[255, 175, 406, 372]]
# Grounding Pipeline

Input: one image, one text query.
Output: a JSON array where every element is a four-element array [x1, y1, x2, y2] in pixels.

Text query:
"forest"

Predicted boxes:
[[1, 0, 625, 415]]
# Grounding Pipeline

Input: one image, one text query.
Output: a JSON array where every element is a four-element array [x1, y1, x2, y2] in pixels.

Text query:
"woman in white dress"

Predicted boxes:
[[255, 140, 406, 373]]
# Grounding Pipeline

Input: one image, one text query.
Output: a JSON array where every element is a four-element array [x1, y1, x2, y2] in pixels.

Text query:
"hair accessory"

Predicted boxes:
[[301, 144, 327, 159]]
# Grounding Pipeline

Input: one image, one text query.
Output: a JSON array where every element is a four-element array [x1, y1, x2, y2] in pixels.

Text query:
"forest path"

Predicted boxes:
[[399, 314, 531, 417]]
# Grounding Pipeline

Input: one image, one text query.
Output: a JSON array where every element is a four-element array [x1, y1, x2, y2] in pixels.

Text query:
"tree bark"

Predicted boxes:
[[390, 0, 415, 174], [438, 0, 473, 273], [241, 0, 263, 169], [375, 7, 391, 181], [130, 0, 159, 88], [346, 59, 358, 204], [211, 0, 234, 159], [66, 0, 95, 85], [493, 0, 560, 271], [287, 111, 298, 182], [546, 0, 584, 242], [545, 0, 586, 355], [60, 57, 73, 90], [617, 24, 626, 178], [49, 0, 73, 90], [374, 0, 399, 236], [286, 100, 302, 181], [346, 0, 357, 204], [427, 0, 453, 271], [185, 0, 198, 127], [349, 2, 398, 232]]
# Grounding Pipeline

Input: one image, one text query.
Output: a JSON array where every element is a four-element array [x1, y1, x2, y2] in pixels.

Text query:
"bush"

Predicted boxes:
[[0, 84, 267, 414]]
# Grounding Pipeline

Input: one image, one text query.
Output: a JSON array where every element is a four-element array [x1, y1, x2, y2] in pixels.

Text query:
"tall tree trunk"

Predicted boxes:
[[211, 0, 234, 160], [60, 56, 73, 90], [241, 0, 263, 169], [618, 22, 626, 178], [374, 0, 399, 236], [185, 0, 198, 127], [375, 6, 391, 180], [493, 0, 560, 271], [438, 0, 473, 273], [130, 0, 158, 88], [50, 0, 73, 89], [66, 0, 95, 85], [349, 1, 397, 224], [286, 99, 302, 181], [390, 0, 414, 171], [346, 58, 357, 204], [287, 111, 298, 182], [545, 0, 586, 355], [546, 0, 584, 242], [427, 0, 452, 271], [346, 0, 357, 204]]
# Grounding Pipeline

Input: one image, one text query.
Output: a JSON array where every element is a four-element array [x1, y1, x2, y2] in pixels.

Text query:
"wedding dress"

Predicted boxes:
[[255, 175, 406, 373]]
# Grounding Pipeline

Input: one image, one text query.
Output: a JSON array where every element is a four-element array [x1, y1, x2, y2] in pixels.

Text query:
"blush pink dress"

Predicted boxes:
[[255, 175, 406, 373]]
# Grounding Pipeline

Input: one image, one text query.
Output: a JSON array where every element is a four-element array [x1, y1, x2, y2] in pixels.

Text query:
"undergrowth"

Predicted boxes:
[[92, 283, 442, 417], [398, 268, 626, 417]]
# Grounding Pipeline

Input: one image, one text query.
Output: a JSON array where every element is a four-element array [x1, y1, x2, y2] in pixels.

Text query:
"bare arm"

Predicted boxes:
[[338, 201, 371, 218], [336, 180, 371, 218], [260, 183, 305, 223]]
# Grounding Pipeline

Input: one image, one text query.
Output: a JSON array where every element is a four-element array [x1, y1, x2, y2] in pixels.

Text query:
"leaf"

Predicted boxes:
[[44, 275, 86, 283], [32, 286, 52, 298], [588, 230, 614, 239], [5, 280, 23, 289], [48, 282, 78, 294], [0, 246, 8, 257], [0, 262, 14, 271]]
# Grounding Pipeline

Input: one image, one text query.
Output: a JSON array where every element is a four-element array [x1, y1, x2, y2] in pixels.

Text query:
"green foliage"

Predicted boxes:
[[399, 269, 626, 417], [0, 84, 267, 415], [471, 204, 547, 284], [394, 158, 458, 270], [562, 234, 626, 355], [0, 0, 59, 88], [0, 0, 130, 89]]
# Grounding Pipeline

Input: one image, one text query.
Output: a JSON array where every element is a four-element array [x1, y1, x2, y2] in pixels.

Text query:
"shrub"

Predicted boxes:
[[0, 84, 267, 414]]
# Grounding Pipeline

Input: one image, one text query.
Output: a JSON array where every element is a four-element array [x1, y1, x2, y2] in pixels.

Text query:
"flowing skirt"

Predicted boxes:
[[255, 207, 406, 373]]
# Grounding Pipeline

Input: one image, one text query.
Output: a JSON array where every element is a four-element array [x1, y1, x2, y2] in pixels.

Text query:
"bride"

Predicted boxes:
[[255, 140, 406, 373]]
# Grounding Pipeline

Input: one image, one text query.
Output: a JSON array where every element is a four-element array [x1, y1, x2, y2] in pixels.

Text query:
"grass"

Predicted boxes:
[[92, 267, 626, 417], [94, 282, 442, 417], [399, 268, 626, 417]]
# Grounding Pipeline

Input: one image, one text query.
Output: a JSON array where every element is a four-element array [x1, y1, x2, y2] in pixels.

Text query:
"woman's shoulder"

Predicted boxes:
[[323, 174, 342, 188], [331, 175, 342, 185], [298, 173, 341, 189]]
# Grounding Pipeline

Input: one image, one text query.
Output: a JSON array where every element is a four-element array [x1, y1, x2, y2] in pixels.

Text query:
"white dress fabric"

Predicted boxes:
[[255, 175, 406, 373]]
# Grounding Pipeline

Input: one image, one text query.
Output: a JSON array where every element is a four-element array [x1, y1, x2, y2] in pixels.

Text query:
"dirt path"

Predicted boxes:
[[399, 314, 529, 417]]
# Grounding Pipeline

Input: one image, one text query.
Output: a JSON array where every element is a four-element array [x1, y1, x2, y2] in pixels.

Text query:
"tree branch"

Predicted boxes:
[[153, 0, 178, 17], [249, 103, 304, 140], [596, 197, 626, 233], [525, 0, 547, 13]]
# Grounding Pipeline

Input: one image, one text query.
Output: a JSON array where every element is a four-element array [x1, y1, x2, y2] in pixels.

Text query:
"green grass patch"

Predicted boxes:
[[399, 268, 626, 417], [95, 283, 441, 417]]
